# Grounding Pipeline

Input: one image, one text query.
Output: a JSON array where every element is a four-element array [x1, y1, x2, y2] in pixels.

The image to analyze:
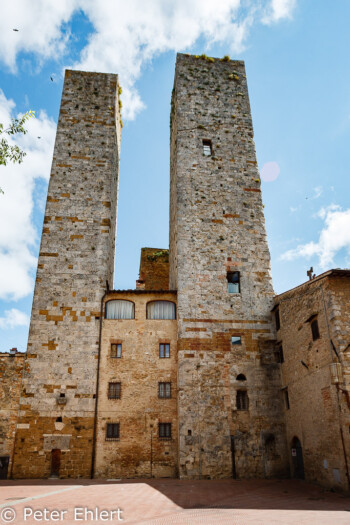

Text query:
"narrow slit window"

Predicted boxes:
[[202, 139, 212, 156], [227, 271, 240, 293], [111, 343, 122, 358], [236, 390, 249, 410], [106, 423, 120, 440], [275, 308, 280, 331], [284, 389, 290, 410], [231, 336, 242, 345], [159, 343, 170, 358], [276, 345, 284, 363], [311, 319, 320, 341], [108, 382, 121, 399], [158, 382, 171, 398]]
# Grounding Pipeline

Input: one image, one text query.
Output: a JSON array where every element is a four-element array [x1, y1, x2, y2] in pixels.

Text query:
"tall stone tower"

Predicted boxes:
[[12, 70, 121, 478], [170, 54, 288, 479]]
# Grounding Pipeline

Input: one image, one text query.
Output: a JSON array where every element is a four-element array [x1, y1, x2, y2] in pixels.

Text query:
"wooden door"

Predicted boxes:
[[50, 449, 61, 478]]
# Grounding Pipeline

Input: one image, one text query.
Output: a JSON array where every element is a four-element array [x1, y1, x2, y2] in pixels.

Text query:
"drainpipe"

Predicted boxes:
[[90, 291, 107, 479], [321, 286, 350, 489]]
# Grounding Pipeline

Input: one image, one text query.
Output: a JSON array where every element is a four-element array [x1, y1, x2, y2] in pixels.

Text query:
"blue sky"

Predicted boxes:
[[1, 0, 350, 352]]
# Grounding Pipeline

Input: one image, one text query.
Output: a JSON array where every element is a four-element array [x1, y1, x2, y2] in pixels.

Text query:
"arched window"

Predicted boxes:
[[105, 300, 135, 320], [236, 390, 249, 410], [236, 374, 246, 381], [146, 301, 176, 320]]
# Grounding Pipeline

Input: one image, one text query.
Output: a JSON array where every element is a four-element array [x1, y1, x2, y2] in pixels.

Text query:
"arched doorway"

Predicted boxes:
[[291, 437, 304, 479], [50, 449, 61, 478]]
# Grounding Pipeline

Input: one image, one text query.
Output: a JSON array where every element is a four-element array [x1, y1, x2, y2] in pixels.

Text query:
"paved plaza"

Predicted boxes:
[[0, 478, 349, 524]]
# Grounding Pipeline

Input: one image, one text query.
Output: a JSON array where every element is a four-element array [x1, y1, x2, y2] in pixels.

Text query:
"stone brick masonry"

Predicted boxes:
[[12, 70, 121, 478], [169, 54, 288, 479], [0, 351, 25, 478], [275, 270, 350, 492], [5, 55, 349, 490], [95, 291, 177, 478]]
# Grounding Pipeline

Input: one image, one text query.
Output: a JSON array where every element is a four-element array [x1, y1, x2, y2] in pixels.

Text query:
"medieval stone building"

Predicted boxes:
[[0, 54, 349, 491]]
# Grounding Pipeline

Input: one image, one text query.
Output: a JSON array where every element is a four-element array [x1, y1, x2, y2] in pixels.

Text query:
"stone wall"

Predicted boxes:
[[12, 70, 121, 478], [169, 54, 288, 479], [138, 248, 169, 290], [0, 352, 25, 478], [95, 291, 177, 478], [275, 270, 350, 491]]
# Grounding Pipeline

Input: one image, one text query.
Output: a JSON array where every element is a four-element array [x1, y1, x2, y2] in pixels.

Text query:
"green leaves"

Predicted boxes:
[[0, 110, 35, 167]]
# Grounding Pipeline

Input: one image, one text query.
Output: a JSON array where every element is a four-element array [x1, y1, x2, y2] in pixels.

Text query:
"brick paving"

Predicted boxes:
[[0, 478, 349, 524]]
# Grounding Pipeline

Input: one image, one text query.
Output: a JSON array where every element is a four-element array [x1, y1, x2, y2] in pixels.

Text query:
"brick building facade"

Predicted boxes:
[[1, 54, 349, 490], [274, 270, 350, 491]]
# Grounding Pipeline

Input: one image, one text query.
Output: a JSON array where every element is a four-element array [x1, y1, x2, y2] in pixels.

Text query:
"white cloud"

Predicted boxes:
[[0, 0, 297, 120], [281, 205, 350, 268], [0, 90, 56, 300], [312, 186, 322, 199], [0, 308, 29, 329], [262, 0, 296, 24], [0, 0, 78, 73], [0, 1, 298, 302]]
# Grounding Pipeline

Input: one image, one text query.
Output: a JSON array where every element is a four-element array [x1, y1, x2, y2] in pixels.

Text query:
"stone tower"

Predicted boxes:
[[170, 54, 288, 479], [12, 70, 121, 478]]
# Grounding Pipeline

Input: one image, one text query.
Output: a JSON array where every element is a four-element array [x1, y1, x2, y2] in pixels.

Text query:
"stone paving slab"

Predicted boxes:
[[0, 479, 349, 524]]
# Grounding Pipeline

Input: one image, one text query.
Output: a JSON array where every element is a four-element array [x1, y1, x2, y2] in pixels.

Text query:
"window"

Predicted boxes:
[[106, 423, 120, 440], [236, 390, 249, 410], [105, 300, 135, 319], [231, 336, 242, 345], [227, 271, 240, 293], [159, 343, 170, 358], [276, 345, 284, 363], [108, 382, 121, 399], [202, 139, 212, 156], [159, 423, 172, 439], [146, 301, 176, 320], [284, 389, 290, 410], [275, 308, 280, 331], [158, 382, 171, 398], [110, 343, 122, 358], [236, 374, 246, 381], [311, 319, 320, 341]]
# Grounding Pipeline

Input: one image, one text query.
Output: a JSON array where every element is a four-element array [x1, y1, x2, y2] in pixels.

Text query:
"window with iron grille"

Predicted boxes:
[[110, 343, 122, 358], [311, 319, 320, 341], [158, 382, 171, 398], [227, 271, 240, 293], [106, 423, 120, 440], [159, 422, 172, 439], [159, 343, 170, 358], [202, 139, 212, 156], [108, 382, 121, 399], [236, 390, 249, 410]]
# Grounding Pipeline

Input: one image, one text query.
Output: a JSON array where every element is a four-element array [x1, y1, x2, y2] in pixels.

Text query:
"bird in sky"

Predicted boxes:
[[12, 29, 19, 32]]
